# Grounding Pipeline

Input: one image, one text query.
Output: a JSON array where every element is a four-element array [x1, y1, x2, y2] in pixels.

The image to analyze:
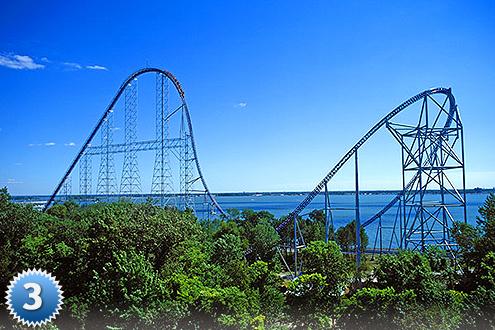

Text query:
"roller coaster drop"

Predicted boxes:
[[45, 69, 466, 275], [44, 68, 225, 217], [277, 87, 466, 276]]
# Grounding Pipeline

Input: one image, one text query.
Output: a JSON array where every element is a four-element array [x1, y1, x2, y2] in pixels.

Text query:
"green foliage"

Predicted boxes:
[[461, 285, 495, 329], [424, 246, 457, 289], [246, 221, 280, 262], [286, 241, 351, 327], [337, 287, 416, 329], [286, 273, 330, 327], [479, 193, 495, 240], [450, 193, 495, 327], [303, 209, 327, 243], [248, 261, 285, 317], [336, 219, 369, 252], [1, 189, 495, 329], [303, 240, 351, 295], [88, 250, 171, 327], [375, 250, 447, 304]]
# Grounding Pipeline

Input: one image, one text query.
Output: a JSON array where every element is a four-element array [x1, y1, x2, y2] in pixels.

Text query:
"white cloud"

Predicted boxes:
[[14, 162, 23, 166], [235, 102, 248, 108], [64, 142, 76, 147], [6, 178, 23, 184], [86, 65, 108, 71], [28, 143, 41, 147], [1, 54, 108, 73], [0, 54, 45, 70], [45, 142, 56, 146], [63, 62, 82, 70]]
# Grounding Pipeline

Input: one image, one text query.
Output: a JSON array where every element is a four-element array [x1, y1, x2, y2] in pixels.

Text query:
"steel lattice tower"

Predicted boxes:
[[44, 68, 225, 218], [270, 88, 466, 277], [120, 80, 141, 195], [151, 74, 174, 206], [61, 175, 72, 199], [79, 152, 92, 194], [180, 110, 195, 209], [387, 96, 466, 253], [96, 110, 117, 195]]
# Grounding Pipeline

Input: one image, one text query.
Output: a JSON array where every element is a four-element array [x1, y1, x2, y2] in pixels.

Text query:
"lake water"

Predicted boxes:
[[213, 191, 492, 249], [214, 192, 489, 221], [13, 191, 491, 225], [11, 191, 492, 249]]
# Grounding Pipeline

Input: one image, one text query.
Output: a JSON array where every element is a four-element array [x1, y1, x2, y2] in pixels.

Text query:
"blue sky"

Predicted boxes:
[[0, 0, 494, 195]]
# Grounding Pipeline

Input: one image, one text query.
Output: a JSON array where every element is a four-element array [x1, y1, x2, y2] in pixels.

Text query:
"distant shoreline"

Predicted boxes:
[[10, 188, 494, 200]]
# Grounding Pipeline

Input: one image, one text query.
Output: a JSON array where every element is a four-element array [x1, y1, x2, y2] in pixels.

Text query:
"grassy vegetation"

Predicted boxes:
[[0, 188, 494, 329]]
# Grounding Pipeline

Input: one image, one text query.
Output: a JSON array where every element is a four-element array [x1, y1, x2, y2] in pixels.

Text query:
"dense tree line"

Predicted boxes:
[[0, 188, 494, 329]]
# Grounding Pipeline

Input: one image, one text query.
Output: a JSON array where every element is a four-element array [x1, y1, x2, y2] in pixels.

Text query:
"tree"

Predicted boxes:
[[303, 209, 327, 243], [286, 273, 330, 327], [452, 193, 495, 291], [424, 246, 457, 289], [303, 240, 351, 293], [337, 287, 416, 330], [246, 220, 280, 262], [375, 250, 446, 304], [336, 219, 369, 252]]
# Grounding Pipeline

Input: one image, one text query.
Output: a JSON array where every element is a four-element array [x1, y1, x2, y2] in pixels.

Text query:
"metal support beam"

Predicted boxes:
[[120, 79, 141, 195], [43, 68, 226, 217], [180, 108, 195, 210], [152, 73, 174, 206], [96, 110, 117, 196], [61, 175, 72, 200], [293, 214, 298, 278], [355, 151, 361, 269], [324, 183, 334, 242], [324, 183, 329, 242], [79, 152, 92, 195]]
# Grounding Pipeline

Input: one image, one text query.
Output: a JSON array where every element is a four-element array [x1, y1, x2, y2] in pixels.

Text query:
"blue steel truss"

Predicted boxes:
[[277, 88, 466, 278], [44, 68, 225, 217], [120, 79, 141, 195]]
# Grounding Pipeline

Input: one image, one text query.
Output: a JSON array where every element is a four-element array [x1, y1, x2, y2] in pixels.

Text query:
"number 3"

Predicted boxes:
[[23, 282, 42, 310]]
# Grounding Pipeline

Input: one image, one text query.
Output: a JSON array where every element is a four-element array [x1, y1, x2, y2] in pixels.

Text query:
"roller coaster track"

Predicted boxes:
[[43, 68, 225, 215], [276, 87, 457, 232]]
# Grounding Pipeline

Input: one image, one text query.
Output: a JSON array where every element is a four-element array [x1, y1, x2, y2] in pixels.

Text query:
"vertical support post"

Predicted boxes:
[[325, 183, 329, 243], [180, 111, 187, 209], [179, 105, 194, 211], [79, 152, 92, 195], [293, 214, 298, 278], [152, 74, 173, 206], [419, 96, 428, 252], [97, 110, 117, 197], [355, 151, 361, 270], [400, 139, 406, 249], [439, 137, 447, 245], [120, 79, 141, 195], [460, 119, 468, 224], [378, 216, 386, 255], [61, 175, 72, 200], [419, 109, 425, 252]]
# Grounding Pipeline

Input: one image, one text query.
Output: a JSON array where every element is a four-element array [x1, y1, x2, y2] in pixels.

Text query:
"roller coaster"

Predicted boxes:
[[45, 68, 466, 275], [277, 87, 466, 276], [43, 68, 225, 217]]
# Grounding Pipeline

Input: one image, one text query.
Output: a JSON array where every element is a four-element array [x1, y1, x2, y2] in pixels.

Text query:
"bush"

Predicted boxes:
[[337, 287, 416, 329], [1, 189, 495, 329]]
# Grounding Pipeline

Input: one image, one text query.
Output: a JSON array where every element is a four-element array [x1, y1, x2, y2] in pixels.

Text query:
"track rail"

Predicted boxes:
[[276, 87, 456, 232], [43, 68, 225, 215]]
